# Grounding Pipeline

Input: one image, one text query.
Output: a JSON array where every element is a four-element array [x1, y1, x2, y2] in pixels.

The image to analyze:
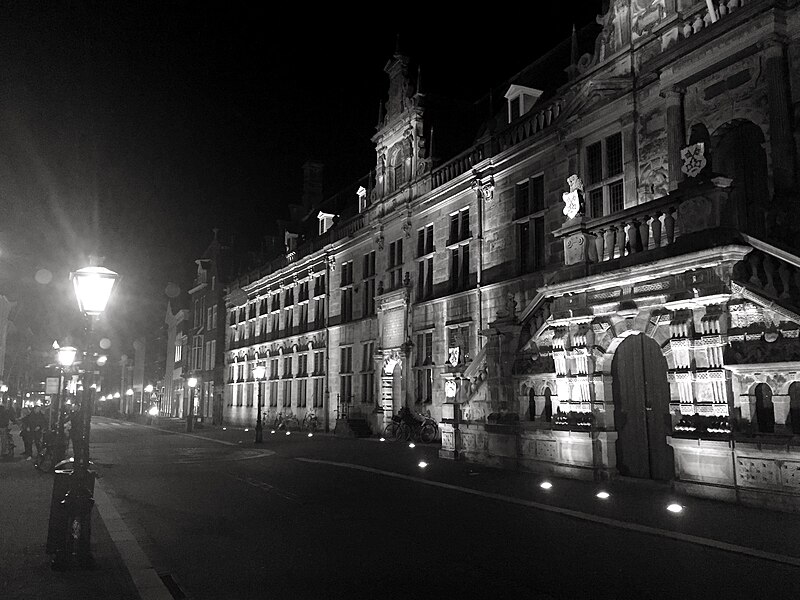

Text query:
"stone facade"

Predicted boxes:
[[224, 0, 800, 512]]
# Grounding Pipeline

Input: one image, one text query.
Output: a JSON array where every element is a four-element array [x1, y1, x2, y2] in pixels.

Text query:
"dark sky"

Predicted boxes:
[[0, 1, 603, 361]]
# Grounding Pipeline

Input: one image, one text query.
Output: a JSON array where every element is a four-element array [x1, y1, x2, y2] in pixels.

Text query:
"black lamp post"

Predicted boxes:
[[49, 258, 119, 570], [186, 377, 197, 432], [253, 365, 266, 443], [53, 344, 77, 464]]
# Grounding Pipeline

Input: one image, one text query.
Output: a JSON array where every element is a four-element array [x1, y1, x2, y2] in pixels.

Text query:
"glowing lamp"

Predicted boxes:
[[71, 264, 120, 316]]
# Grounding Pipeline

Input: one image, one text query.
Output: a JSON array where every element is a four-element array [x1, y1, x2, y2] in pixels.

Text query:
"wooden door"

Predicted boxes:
[[612, 334, 673, 480]]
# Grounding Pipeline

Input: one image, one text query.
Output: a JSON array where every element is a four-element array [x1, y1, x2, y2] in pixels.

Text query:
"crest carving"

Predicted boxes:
[[681, 142, 707, 178], [562, 174, 585, 219]]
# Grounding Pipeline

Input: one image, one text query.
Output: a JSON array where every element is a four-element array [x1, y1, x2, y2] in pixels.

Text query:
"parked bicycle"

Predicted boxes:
[[34, 429, 65, 473], [383, 407, 438, 443], [1, 425, 14, 459], [272, 412, 301, 431], [301, 410, 319, 432]]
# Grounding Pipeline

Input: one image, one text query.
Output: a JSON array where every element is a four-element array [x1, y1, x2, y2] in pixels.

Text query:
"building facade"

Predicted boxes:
[[163, 302, 189, 418], [225, 0, 800, 512]]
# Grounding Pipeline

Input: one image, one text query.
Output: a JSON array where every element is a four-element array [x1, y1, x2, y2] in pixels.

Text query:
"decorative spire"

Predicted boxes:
[[416, 64, 422, 95], [570, 24, 578, 67]]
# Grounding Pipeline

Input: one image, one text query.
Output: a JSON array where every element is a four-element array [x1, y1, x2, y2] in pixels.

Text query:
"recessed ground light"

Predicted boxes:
[[667, 503, 683, 514], [418, 461, 428, 468], [408, 442, 416, 448], [222, 427, 227, 430], [596, 491, 610, 500], [307, 433, 313, 437], [286, 431, 291, 436], [539, 481, 553, 490], [379, 437, 386, 442], [244, 428, 249, 432], [270, 430, 276, 434]]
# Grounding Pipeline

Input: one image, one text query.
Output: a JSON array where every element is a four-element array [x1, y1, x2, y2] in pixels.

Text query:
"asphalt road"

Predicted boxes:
[[88, 418, 800, 600]]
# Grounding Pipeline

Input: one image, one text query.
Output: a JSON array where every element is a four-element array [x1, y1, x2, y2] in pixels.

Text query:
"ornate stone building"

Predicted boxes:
[[225, 0, 800, 512]]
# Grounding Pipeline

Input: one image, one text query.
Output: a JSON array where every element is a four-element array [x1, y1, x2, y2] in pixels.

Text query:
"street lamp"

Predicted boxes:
[[144, 384, 154, 413], [125, 388, 134, 415], [186, 377, 198, 433], [49, 258, 119, 571], [253, 365, 266, 443], [51, 345, 77, 464]]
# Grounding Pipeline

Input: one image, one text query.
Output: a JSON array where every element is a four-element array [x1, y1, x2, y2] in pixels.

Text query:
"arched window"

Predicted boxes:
[[789, 382, 800, 435], [543, 387, 553, 422], [528, 388, 536, 422], [754, 383, 775, 434]]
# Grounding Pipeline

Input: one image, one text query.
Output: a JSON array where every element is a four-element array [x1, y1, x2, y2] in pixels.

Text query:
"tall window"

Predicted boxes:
[[282, 379, 292, 408], [388, 239, 403, 290], [298, 302, 309, 332], [362, 251, 376, 317], [298, 354, 308, 377], [361, 341, 375, 404], [417, 225, 434, 257], [204, 340, 216, 370], [314, 297, 325, 329], [283, 356, 293, 379], [297, 379, 307, 408], [415, 331, 434, 403], [341, 260, 354, 323], [416, 332, 434, 366], [313, 351, 325, 375], [519, 216, 545, 273], [269, 381, 278, 407], [515, 174, 544, 219], [340, 346, 353, 404], [586, 132, 624, 218], [448, 208, 470, 245], [284, 306, 294, 334], [450, 246, 469, 292], [417, 257, 434, 300], [269, 358, 279, 380], [192, 336, 202, 370], [313, 378, 324, 408]]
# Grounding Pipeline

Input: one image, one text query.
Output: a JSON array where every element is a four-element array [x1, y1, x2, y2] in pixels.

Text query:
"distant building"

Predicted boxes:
[[225, 0, 800, 512]]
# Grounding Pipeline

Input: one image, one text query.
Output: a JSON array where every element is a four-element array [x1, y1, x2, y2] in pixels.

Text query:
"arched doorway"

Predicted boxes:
[[611, 334, 673, 480], [528, 388, 536, 421], [712, 120, 769, 236], [754, 383, 775, 433], [543, 387, 553, 422]]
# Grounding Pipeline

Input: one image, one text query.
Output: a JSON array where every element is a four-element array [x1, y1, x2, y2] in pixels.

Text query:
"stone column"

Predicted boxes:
[[662, 87, 685, 192], [763, 40, 796, 195]]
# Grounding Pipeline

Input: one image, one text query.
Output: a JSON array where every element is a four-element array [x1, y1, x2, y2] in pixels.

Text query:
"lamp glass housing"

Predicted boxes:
[[126, 388, 134, 396], [253, 365, 267, 380], [187, 377, 198, 388], [58, 346, 78, 368], [71, 265, 120, 315]]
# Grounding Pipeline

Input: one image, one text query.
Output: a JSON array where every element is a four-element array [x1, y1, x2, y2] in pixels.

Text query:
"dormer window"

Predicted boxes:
[[357, 186, 368, 213], [285, 231, 299, 253], [504, 84, 542, 123], [318, 211, 336, 235]]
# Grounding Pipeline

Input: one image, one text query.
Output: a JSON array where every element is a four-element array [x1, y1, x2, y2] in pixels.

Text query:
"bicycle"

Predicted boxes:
[[384, 408, 439, 443], [1, 425, 15, 459], [272, 412, 301, 431], [301, 410, 319, 432]]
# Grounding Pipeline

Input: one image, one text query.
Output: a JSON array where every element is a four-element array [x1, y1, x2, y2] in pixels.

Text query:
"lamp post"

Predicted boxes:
[[144, 384, 154, 413], [253, 365, 266, 443], [49, 259, 119, 570], [186, 377, 197, 432], [52, 345, 77, 464], [125, 388, 134, 415]]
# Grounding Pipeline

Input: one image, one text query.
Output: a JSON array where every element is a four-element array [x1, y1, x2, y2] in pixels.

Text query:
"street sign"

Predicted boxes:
[[45, 377, 60, 394]]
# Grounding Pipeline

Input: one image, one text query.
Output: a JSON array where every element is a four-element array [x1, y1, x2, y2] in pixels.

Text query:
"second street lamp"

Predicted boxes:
[[253, 365, 266, 443], [186, 377, 197, 433]]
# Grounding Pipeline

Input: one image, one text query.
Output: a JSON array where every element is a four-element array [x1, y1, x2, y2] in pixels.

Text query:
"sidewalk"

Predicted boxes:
[[0, 424, 150, 600]]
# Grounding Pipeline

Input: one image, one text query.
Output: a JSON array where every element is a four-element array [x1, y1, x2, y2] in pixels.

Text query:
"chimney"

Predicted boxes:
[[301, 161, 324, 209]]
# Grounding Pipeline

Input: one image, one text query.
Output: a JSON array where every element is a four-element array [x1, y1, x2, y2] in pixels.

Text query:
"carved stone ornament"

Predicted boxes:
[[562, 174, 585, 219], [448, 346, 460, 368], [681, 142, 707, 178], [375, 233, 385, 250], [327, 256, 336, 270], [472, 178, 495, 202], [402, 220, 412, 238], [445, 380, 457, 398]]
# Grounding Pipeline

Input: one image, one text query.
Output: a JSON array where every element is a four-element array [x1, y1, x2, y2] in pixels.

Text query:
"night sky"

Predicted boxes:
[[0, 1, 603, 366]]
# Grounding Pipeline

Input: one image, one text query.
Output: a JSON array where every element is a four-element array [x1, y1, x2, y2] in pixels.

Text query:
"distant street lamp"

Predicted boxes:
[[49, 258, 119, 570], [186, 377, 198, 433], [253, 365, 266, 443], [144, 383, 154, 413], [125, 388, 134, 415]]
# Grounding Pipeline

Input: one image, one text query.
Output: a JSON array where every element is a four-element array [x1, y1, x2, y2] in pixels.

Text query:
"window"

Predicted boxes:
[[416, 332, 434, 366], [192, 336, 202, 370], [519, 216, 545, 273], [282, 380, 292, 407], [298, 354, 308, 377], [313, 351, 325, 375], [394, 160, 405, 189], [448, 208, 470, 245], [271, 313, 280, 336], [270, 358, 279, 380], [298, 303, 309, 331], [516, 175, 544, 218], [362, 251, 376, 317], [271, 294, 280, 312], [341, 288, 353, 323], [204, 340, 216, 370], [207, 306, 213, 330], [284, 286, 294, 306], [417, 257, 433, 300], [361, 342, 375, 404], [283, 356, 293, 379], [284, 306, 294, 333], [755, 383, 775, 434], [313, 378, 324, 408], [388, 239, 403, 290], [416, 368, 433, 405], [586, 132, 624, 218], [340, 346, 353, 404], [447, 323, 472, 366], [297, 379, 307, 408], [299, 281, 309, 302], [174, 342, 182, 363], [450, 246, 469, 291], [340, 261, 354, 286], [314, 297, 325, 329], [269, 381, 278, 407], [313, 274, 326, 297], [417, 225, 434, 257]]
